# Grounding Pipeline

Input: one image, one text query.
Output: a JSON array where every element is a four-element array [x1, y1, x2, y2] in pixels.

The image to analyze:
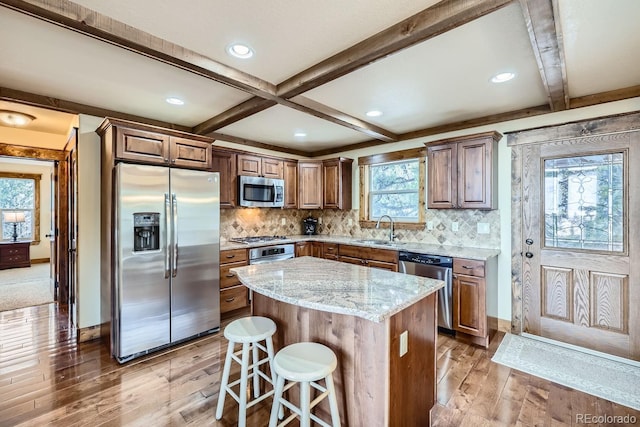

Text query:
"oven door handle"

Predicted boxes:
[[250, 255, 294, 265]]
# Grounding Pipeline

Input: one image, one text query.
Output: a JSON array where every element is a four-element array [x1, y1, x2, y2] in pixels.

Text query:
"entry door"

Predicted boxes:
[[49, 167, 57, 300], [521, 132, 639, 360]]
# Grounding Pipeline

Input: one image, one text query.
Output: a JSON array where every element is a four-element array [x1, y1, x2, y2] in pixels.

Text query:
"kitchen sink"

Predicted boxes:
[[354, 239, 394, 246]]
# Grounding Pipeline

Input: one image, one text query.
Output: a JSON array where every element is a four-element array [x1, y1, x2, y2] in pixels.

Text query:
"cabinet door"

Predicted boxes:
[[453, 274, 486, 337], [116, 127, 170, 164], [457, 139, 495, 209], [237, 154, 262, 176], [212, 149, 237, 208], [312, 241, 324, 258], [262, 158, 283, 179], [220, 286, 249, 313], [170, 137, 212, 170], [298, 162, 323, 209], [295, 241, 312, 257], [283, 161, 298, 208], [323, 159, 352, 210], [367, 260, 398, 272], [427, 143, 456, 208]]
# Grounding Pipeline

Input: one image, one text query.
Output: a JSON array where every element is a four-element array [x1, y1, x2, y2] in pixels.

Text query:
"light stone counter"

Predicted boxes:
[[230, 256, 444, 322], [221, 234, 499, 261]]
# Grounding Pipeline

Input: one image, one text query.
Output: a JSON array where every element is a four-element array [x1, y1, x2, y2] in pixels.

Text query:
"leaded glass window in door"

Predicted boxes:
[[543, 152, 624, 252]]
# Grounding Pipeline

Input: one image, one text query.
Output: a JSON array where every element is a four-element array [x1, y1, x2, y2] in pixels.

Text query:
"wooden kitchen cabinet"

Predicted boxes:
[[339, 244, 398, 271], [323, 158, 352, 210], [427, 131, 500, 209], [298, 161, 323, 209], [323, 242, 339, 260], [0, 241, 31, 270], [452, 257, 496, 348], [211, 148, 237, 208], [283, 160, 298, 208], [312, 241, 324, 258], [295, 241, 312, 257], [220, 248, 249, 317], [237, 154, 283, 179], [101, 119, 213, 170]]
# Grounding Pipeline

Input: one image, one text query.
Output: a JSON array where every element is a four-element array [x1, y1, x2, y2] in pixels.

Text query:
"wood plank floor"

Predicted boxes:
[[1, 303, 638, 426]]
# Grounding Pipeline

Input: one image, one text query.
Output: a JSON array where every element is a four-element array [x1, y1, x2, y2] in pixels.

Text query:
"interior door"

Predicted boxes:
[[68, 146, 78, 325], [521, 132, 639, 360], [49, 166, 57, 300]]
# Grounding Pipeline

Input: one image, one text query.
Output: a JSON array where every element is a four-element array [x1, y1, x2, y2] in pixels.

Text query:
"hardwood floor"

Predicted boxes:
[[1, 303, 638, 426]]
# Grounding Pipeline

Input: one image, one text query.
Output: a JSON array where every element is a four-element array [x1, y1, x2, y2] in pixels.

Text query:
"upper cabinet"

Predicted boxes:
[[298, 161, 323, 209], [99, 119, 213, 170], [323, 158, 352, 210], [426, 131, 501, 209], [283, 160, 298, 209], [211, 148, 237, 209], [237, 154, 283, 179]]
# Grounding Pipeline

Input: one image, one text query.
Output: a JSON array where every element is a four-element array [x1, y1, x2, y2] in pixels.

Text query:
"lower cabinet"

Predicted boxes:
[[220, 248, 249, 317], [452, 257, 496, 348], [295, 241, 312, 257], [323, 242, 339, 260], [0, 242, 31, 270], [339, 244, 398, 271]]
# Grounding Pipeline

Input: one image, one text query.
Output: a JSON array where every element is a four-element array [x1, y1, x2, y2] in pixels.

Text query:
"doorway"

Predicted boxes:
[[509, 114, 640, 361]]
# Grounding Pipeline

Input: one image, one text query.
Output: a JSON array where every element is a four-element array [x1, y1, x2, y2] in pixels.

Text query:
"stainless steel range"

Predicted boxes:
[[228, 236, 295, 265]]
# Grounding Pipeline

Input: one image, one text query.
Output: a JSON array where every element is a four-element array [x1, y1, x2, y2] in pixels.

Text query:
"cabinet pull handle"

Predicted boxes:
[[225, 273, 235, 278], [461, 265, 474, 269], [225, 297, 235, 303], [226, 254, 235, 259]]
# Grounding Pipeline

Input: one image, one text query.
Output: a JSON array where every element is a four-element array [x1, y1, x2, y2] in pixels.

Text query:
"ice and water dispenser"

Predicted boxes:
[[133, 212, 160, 252]]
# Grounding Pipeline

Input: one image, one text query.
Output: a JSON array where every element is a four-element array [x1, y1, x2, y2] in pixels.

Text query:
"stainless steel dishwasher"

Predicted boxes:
[[399, 251, 454, 333]]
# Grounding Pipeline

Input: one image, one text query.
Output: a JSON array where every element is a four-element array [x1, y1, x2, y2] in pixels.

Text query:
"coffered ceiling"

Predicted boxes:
[[0, 0, 638, 155]]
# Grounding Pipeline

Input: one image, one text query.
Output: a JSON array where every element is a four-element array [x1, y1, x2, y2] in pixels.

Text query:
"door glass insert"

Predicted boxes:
[[544, 152, 624, 252]]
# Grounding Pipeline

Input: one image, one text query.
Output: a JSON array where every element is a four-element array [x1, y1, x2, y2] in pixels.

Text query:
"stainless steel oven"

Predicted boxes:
[[238, 175, 285, 208], [249, 243, 295, 264]]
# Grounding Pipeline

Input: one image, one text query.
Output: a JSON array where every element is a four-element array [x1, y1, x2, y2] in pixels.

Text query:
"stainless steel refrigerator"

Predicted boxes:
[[113, 163, 220, 363]]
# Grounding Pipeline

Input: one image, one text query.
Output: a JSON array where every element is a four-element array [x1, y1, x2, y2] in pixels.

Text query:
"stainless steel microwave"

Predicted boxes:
[[238, 175, 285, 208]]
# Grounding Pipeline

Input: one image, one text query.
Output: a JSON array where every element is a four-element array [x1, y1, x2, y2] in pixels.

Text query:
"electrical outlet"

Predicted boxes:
[[318, 217, 323, 224], [400, 331, 408, 357], [348, 218, 353, 226], [427, 221, 434, 230], [477, 222, 490, 234], [281, 218, 286, 226], [451, 222, 459, 232]]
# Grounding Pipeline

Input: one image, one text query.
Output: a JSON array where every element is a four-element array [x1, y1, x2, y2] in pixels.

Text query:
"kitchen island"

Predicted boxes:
[[231, 256, 445, 426]]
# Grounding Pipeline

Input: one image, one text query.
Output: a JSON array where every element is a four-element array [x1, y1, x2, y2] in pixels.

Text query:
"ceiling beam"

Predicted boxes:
[[519, 0, 569, 111], [0, 0, 278, 100], [210, 134, 311, 158], [192, 98, 278, 135], [0, 86, 192, 132], [569, 84, 640, 109], [193, 0, 514, 136]]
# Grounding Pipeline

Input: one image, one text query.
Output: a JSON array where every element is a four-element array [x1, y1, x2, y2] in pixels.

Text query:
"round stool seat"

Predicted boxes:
[[273, 342, 337, 382], [224, 316, 277, 343]]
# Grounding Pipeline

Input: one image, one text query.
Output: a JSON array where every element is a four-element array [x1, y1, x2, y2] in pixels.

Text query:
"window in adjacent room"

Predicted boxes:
[[0, 172, 41, 242], [358, 148, 426, 229]]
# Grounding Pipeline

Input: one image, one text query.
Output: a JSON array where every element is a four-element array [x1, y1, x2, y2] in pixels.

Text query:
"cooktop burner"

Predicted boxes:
[[229, 235, 288, 244]]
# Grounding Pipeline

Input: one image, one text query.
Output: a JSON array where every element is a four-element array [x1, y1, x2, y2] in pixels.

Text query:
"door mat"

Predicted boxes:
[[492, 333, 640, 411]]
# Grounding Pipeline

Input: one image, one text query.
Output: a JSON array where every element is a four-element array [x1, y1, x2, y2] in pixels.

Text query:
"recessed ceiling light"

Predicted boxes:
[[0, 110, 36, 126], [294, 132, 307, 138], [166, 97, 185, 105], [490, 72, 516, 83], [227, 43, 254, 59], [366, 110, 383, 117]]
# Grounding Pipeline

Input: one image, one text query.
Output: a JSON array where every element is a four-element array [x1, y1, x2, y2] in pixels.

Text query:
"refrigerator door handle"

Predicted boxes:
[[172, 193, 178, 277], [164, 193, 171, 278]]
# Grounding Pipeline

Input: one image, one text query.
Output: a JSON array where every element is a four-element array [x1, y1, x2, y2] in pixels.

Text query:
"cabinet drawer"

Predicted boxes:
[[339, 245, 397, 264], [220, 261, 246, 289], [221, 249, 248, 264], [324, 254, 339, 261], [323, 243, 339, 255], [453, 258, 485, 277], [220, 286, 249, 313]]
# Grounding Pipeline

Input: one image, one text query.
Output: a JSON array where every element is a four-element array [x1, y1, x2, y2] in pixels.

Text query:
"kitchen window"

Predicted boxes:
[[358, 148, 426, 229], [0, 172, 41, 243]]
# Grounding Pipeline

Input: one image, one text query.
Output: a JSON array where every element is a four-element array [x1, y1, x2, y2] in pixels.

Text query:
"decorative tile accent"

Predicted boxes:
[[221, 208, 500, 249]]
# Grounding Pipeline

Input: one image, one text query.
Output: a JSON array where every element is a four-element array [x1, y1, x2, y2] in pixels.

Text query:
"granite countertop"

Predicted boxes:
[[221, 234, 500, 261], [230, 256, 445, 323]]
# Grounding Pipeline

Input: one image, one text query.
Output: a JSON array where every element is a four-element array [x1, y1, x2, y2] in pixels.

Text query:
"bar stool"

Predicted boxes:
[[215, 316, 277, 427], [269, 342, 341, 427]]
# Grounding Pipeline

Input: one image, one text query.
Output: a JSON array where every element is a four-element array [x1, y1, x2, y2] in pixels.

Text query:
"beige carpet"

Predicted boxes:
[[0, 264, 53, 312], [492, 333, 640, 411]]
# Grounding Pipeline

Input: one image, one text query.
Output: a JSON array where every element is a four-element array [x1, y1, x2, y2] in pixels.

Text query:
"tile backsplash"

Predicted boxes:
[[221, 208, 500, 249]]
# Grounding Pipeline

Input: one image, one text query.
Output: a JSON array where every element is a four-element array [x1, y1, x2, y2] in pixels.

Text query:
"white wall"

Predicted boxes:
[[76, 114, 103, 329], [0, 158, 53, 260]]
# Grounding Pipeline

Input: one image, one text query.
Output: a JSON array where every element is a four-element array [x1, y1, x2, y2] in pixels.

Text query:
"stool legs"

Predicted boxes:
[[268, 375, 286, 427], [252, 341, 260, 398], [237, 343, 250, 427], [325, 374, 341, 427], [300, 381, 311, 427], [215, 339, 235, 420]]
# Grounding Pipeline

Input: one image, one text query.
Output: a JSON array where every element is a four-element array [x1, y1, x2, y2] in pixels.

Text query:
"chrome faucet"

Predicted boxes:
[[375, 215, 395, 242]]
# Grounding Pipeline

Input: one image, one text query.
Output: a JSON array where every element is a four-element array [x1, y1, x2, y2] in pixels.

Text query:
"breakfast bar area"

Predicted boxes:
[[231, 256, 445, 426]]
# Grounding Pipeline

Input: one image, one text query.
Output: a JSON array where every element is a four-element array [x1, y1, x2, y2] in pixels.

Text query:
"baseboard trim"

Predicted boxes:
[[488, 316, 511, 333], [31, 258, 50, 264], [78, 324, 101, 343]]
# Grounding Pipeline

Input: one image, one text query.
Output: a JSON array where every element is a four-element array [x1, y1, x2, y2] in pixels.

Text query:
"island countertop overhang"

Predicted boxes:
[[230, 256, 445, 323]]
